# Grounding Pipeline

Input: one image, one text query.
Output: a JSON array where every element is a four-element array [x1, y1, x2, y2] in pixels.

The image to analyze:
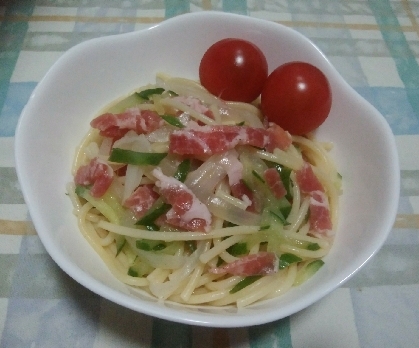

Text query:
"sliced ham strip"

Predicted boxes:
[[123, 184, 159, 219], [74, 157, 113, 198], [90, 108, 163, 139], [210, 252, 279, 276], [152, 168, 212, 232], [266, 123, 292, 152], [309, 191, 333, 235], [230, 180, 256, 212], [264, 167, 287, 199], [295, 162, 324, 194], [169, 124, 291, 156], [295, 162, 333, 236], [169, 125, 268, 155]]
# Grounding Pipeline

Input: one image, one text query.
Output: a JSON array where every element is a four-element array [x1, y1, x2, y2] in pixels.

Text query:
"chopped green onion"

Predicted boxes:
[[160, 114, 185, 128], [109, 148, 167, 166], [227, 243, 248, 257], [259, 225, 270, 231], [230, 276, 262, 294], [173, 159, 191, 183], [278, 253, 302, 269], [136, 87, 165, 100]]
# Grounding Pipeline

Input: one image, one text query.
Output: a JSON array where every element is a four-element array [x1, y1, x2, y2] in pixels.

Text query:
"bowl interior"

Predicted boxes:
[[15, 12, 399, 327]]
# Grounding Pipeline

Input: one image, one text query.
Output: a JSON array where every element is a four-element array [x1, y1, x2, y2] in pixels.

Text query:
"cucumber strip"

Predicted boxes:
[[160, 114, 185, 128], [252, 170, 265, 183], [136, 87, 165, 100], [293, 259, 324, 286], [278, 253, 302, 269], [135, 199, 171, 226], [115, 235, 126, 256], [75, 185, 123, 224], [136, 239, 166, 251], [128, 258, 154, 278], [226, 242, 248, 256], [230, 275, 262, 294], [307, 243, 320, 251], [109, 148, 167, 166], [173, 159, 191, 183]]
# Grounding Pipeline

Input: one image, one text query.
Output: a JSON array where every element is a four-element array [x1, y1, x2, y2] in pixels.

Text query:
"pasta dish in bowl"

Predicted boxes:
[[15, 12, 399, 327]]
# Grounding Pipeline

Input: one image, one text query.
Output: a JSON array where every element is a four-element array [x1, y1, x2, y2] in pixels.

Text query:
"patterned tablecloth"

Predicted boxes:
[[1, 1, 419, 347]]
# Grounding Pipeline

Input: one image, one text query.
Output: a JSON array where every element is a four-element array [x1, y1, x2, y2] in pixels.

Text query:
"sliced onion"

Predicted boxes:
[[208, 195, 261, 226]]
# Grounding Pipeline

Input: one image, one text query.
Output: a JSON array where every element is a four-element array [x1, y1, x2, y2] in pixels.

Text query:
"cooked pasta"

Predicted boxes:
[[68, 73, 342, 307]]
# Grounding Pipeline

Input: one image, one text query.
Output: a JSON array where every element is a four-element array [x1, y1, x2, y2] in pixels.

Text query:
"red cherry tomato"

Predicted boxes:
[[199, 38, 268, 103], [261, 62, 332, 135]]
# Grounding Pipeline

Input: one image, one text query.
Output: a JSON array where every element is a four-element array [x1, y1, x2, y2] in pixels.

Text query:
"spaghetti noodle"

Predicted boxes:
[[68, 73, 342, 307]]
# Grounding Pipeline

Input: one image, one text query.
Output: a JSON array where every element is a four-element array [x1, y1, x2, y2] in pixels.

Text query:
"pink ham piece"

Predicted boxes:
[[169, 125, 268, 156], [295, 162, 333, 235], [90, 108, 163, 139], [74, 157, 113, 198], [172, 96, 213, 117], [123, 184, 159, 219], [295, 161, 324, 194], [309, 191, 333, 233], [152, 168, 212, 232], [169, 124, 291, 156], [210, 252, 279, 276], [265, 123, 292, 152], [230, 180, 256, 212], [263, 168, 287, 199]]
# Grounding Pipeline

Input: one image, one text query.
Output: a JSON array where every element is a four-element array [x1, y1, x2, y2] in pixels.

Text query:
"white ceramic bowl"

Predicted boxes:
[[15, 11, 400, 327]]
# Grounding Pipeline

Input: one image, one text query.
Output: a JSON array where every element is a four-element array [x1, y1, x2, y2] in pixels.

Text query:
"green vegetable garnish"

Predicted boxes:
[[135, 200, 171, 226], [226, 243, 248, 257], [127, 267, 139, 277], [160, 114, 185, 128], [278, 253, 302, 269], [293, 260, 325, 286], [230, 276, 262, 294], [136, 240, 166, 251], [307, 243, 320, 251], [136, 87, 165, 100], [173, 159, 191, 183], [252, 170, 265, 183], [109, 148, 167, 166]]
